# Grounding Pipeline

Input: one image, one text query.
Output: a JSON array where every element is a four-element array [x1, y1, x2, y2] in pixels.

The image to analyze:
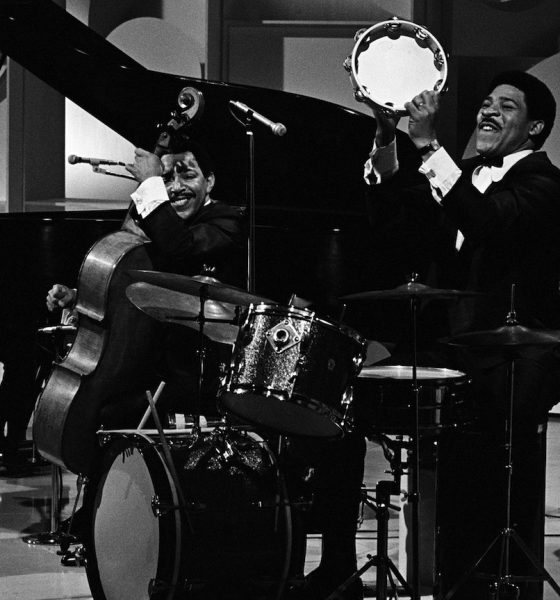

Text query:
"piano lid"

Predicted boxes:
[[0, 0, 381, 222]]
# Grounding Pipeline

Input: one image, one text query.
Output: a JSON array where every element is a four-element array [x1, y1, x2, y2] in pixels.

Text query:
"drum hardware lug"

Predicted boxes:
[[231, 356, 245, 377], [341, 385, 353, 406], [151, 494, 180, 517], [148, 578, 174, 596], [266, 321, 301, 353], [342, 56, 352, 72], [183, 579, 206, 592], [98, 431, 111, 448]]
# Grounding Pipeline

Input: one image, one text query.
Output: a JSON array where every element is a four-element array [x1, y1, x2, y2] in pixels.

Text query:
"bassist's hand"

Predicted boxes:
[[126, 148, 163, 183], [46, 284, 77, 312]]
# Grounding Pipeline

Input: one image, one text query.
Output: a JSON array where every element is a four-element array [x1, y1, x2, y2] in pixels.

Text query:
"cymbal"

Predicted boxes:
[[128, 270, 274, 306], [126, 282, 240, 344], [446, 324, 560, 347], [341, 282, 482, 301]]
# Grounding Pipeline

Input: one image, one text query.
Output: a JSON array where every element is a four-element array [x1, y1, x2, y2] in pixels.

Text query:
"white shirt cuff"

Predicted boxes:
[[418, 147, 461, 200], [130, 176, 169, 218], [364, 138, 399, 185]]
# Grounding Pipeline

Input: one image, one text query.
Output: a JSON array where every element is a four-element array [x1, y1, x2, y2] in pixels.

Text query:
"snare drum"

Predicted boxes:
[[84, 428, 297, 600], [345, 18, 448, 114], [220, 304, 366, 438], [353, 365, 472, 434]]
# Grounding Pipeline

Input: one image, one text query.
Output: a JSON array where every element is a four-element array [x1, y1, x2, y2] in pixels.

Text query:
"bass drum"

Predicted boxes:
[[84, 428, 299, 600]]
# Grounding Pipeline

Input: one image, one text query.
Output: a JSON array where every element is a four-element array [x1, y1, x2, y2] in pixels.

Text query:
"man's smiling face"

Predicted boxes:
[[162, 151, 215, 220], [475, 83, 543, 158]]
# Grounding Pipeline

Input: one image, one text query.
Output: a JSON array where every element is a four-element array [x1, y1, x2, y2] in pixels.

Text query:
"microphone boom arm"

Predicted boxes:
[[91, 165, 136, 181]]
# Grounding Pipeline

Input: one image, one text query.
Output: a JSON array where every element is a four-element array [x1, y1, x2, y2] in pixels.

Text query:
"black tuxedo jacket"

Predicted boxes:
[[131, 198, 246, 287], [366, 148, 560, 340]]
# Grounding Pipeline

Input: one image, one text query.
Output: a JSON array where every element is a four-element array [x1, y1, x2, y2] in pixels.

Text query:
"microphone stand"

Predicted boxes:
[[409, 292, 421, 600], [229, 106, 256, 293], [244, 121, 256, 293]]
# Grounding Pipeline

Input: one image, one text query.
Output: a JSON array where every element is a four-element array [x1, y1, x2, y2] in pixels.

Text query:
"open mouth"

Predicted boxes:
[[479, 120, 500, 132], [170, 195, 192, 205]]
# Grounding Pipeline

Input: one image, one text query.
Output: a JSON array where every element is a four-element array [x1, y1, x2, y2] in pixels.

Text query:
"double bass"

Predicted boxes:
[[33, 110, 198, 476]]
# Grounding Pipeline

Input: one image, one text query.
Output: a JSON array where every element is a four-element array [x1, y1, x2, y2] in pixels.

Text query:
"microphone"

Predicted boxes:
[[229, 101, 287, 136], [67, 154, 125, 166], [37, 325, 77, 335]]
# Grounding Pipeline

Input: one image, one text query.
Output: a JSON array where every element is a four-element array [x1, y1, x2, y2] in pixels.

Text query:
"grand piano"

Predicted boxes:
[[0, 0, 395, 335], [2, 0, 416, 472]]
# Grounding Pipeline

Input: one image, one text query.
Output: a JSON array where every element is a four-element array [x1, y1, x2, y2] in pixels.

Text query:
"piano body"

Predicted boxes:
[[1, 0, 411, 474], [0, 0, 393, 333]]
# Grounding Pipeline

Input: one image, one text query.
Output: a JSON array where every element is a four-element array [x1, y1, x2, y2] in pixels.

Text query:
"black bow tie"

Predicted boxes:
[[479, 155, 504, 168]]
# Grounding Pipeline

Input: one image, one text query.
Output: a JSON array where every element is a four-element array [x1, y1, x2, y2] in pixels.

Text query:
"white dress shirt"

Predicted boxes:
[[130, 176, 169, 218], [364, 141, 534, 250]]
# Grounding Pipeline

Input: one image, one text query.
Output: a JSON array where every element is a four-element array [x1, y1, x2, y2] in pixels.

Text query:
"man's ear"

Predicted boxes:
[[529, 119, 545, 137], [206, 173, 215, 193]]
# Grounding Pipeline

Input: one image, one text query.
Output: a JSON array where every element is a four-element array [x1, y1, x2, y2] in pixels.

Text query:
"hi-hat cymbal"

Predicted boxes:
[[126, 282, 240, 344], [128, 270, 274, 306], [446, 324, 560, 347], [341, 282, 482, 301]]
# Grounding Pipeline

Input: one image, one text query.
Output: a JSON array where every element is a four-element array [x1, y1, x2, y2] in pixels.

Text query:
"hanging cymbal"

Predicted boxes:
[[126, 282, 240, 344], [128, 270, 274, 306], [341, 282, 482, 301], [446, 324, 560, 347]]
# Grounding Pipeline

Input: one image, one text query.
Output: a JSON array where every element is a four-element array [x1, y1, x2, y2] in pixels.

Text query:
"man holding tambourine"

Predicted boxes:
[[362, 70, 560, 600]]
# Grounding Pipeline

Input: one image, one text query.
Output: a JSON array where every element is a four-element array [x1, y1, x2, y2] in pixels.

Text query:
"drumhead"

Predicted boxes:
[[359, 365, 465, 381], [87, 437, 180, 600], [350, 18, 447, 113], [85, 430, 298, 600]]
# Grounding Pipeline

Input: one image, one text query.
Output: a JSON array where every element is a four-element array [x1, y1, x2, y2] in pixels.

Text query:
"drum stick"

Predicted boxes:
[[137, 380, 166, 429], [145, 388, 193, 532]]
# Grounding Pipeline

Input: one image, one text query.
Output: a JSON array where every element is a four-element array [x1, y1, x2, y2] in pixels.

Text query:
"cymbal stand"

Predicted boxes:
[[407, 288, 422, 600], [443, 290, 560, 599], [327, 435, 413, 600], [193, 283, 210, 435]]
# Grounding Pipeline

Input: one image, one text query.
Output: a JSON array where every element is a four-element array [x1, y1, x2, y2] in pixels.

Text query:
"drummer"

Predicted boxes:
[[363, 71, 560, 599]]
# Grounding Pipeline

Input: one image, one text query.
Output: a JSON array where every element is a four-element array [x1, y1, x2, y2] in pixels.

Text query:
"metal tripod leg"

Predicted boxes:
[[443, 293, 560, 599], [23, 462, 63, 545], [326, 480, 413, 600]]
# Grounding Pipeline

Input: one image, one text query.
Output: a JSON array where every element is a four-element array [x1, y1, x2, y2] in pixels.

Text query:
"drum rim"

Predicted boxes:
[[86, 436, 182, 600], [246, 302, 367, 345], [350, 18, 448, 113], [358, 364, 466, 381]]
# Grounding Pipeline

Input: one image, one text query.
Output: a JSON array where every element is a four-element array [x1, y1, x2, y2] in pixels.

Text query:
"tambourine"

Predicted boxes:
[[344, 17, 448, 115]]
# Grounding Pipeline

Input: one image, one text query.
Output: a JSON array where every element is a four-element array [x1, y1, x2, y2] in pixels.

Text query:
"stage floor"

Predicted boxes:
[[1, 418, 559, 599]]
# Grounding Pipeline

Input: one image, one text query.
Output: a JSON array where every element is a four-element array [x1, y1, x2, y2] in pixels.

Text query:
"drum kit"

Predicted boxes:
[[79, 265, 486, 600]]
